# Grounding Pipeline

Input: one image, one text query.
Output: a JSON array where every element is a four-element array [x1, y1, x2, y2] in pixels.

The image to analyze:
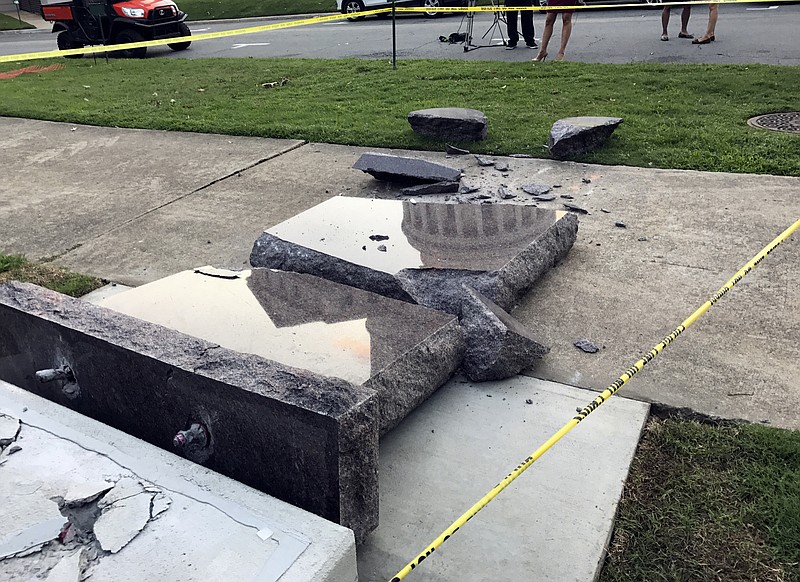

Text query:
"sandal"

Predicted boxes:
[[678, 32, 693, 39], [660, 34, 669, 41], [692, 35, 714, 44]]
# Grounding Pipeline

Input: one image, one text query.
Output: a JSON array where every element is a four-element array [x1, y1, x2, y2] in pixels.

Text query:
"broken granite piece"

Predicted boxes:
[[494, 161, 509, 172], [549, 116, 623, 160], [521, 183, 552, 197], [532, 194, 556, 202], [459, 183, 480, 195], [97, 268, 464, 436], [251, 197, 579, 316], [408, 108, 488, 142], [474, 156, 494, 167], [498, 187, 516, 200], [564, 202, 589, 214], [400, 181, 460, 196], [353, 152, 462, 184], [0, 282, 379, 541], [460, 287, 549, 382], [574, 338, 600, 353]]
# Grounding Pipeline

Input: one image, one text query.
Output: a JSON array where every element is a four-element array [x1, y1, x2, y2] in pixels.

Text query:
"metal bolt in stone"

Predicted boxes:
[[173, 423, 208, 449], [35, 365, 74, 383]]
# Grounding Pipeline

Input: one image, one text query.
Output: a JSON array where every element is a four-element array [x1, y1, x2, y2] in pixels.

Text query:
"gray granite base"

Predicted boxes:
[[0, 282, 379, 542]]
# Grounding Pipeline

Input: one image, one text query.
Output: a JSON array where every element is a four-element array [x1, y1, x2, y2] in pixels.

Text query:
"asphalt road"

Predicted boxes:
[[1, 3, 799, 64]]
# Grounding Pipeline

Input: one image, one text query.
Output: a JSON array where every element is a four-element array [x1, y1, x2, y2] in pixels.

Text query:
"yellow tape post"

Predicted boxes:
[[389, 217, 800, 581], [0, 0, 793, 65]]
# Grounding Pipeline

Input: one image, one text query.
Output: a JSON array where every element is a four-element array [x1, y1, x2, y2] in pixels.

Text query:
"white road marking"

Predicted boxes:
[[231, 42, 272, 49], [746, 5, 778, 9]]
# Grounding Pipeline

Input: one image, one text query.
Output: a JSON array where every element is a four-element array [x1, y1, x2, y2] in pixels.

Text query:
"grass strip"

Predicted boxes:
[[601, 417, 800, 582], [0, 13, 34, 30], [0, 58, 797, 176], [180, 0, 335, 21], [0, 254, 104, 297]]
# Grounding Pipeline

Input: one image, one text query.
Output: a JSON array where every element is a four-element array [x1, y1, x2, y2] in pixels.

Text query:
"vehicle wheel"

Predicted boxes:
[[644, 0, 663, 4], [343, 0, 366, 21], [56, 30, 84, 59], [168, 22, 192, 51], [422, 0, 442, 17], [112, 29, 147, 59]]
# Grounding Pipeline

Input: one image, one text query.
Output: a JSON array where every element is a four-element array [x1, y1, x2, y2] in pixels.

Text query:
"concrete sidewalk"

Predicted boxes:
[[1, 117, 798, 429]]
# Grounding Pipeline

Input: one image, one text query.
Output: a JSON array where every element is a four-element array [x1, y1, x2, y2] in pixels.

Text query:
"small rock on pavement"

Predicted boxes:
[[445, 143, 470, 155], [521, 183, 552, 197], [574, 339, 600, 354], [494, 161, 510, 172], [615, 221, 627, 228], [353, 152, 462, 184], [408, 108, 489, 142], [498, 187, 516, 200], [563, 203, 589, 214], [459, 184, 481, 195], [475, 156, 495, 167], [400, 181, 460, 196], [369, 234, 389, 241], [638, 236, 648, 242], [548, 116, 623, 161], [377, 245, 387, 252], [525, 398, 533, 405], [460, 286, 549, 382]]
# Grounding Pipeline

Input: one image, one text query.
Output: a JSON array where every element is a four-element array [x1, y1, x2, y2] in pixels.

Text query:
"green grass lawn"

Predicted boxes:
[[0, 254, 103, 297], [0, 12, 34, 30], [0, 58, 798, 175], [180, 0, 335, 20], [601, 417, 800, 582]]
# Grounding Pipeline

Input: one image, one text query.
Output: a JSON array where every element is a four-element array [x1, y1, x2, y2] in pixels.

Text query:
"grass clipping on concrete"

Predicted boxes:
[[0, 59, 798, 176], [601, 417, 800, 582], [0, 254, 103, 297]]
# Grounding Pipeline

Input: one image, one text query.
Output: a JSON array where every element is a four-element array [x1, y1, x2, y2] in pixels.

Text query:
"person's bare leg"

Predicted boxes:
[[705, 3, 718, 37], [680, 6, 691, 36], [661, 7, 670, 39], [556, 12, 572, 60], [534, 12, 556, 60]]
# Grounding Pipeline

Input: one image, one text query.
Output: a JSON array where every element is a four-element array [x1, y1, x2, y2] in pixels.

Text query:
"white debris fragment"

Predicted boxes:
[[62, 481, 115, 507], [0, 414, 20, 447], [44, 550, 83, 582], [256, 527, 273, 541], [94, 478, 155, 553]]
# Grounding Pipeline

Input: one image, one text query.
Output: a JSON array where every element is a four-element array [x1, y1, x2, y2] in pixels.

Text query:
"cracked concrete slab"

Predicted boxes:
[[0, 412, 20, 447], [0, 117, 303, 261], [0, 379, 358, 582], [94, 478, 156, 554]]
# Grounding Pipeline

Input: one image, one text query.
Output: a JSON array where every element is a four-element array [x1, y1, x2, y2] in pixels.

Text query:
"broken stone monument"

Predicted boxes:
[[353, 152, 461, 184], [408, 108, 489, 142], [0, 281, 379, 541], [250, 197, 579, 316], [459, 286, 549, 382], [96, 267, 464, 435], [548, 116, 623, 160]]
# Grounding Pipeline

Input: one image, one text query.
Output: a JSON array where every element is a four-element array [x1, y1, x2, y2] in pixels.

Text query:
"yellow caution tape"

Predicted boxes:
[[389, 217, 800, 581], [0, 0, 793, 65]]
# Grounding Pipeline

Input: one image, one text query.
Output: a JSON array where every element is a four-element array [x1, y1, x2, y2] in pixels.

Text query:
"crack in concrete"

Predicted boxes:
[[648, 259, 722, 273], [50, 140, 308, 262]]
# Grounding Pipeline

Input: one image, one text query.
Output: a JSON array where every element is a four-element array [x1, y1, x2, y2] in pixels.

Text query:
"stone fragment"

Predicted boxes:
[[408, 108, 488, 142], [94, 478, 154, 553], [532, 194, 556, 202], [509, 153, 533, 158], [369, 234, 389, 242], [445, 143, 470, 155], [521, 183, 552, 197], [564, 203, 589, 214], [44, 551, 82, 582], [495, 161, 509, 172], [600, 208, 611, 213], [474, 156, 494, 167], [377, 245, 387, 252], [459, 183, 480, 195], [582, 178, 592, 184], [638, 236, 648, 242], [7, 445, 21, 455], [548, 116, 623, 160], [574, 339, 600, 353], [560, 194, 574, 200], [615, 221, 627, 228], [0, 414, 20, 448], [460, 287, 549, 382], [353, 152, 461, 184], [400, 181, 460, 196], [498, 187, 516, 200], [63, 480, 115, 507]]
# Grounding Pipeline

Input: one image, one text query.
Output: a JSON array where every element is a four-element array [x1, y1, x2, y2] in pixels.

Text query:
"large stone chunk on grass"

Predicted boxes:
[[548, 116, 623, 160], [408, 108, 489, 142], [353, 152, 462, 184], [460, 286, 549, 382]]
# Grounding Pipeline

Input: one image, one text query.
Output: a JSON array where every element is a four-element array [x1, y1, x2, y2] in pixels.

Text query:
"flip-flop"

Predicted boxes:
[[660, 34, 669, 41], [678, 32, 694, 39]]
